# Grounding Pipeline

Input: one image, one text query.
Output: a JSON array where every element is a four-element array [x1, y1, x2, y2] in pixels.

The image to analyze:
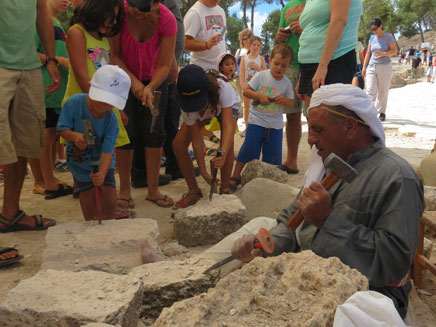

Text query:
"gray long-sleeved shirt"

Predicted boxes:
[[268, 140, 424, 316]]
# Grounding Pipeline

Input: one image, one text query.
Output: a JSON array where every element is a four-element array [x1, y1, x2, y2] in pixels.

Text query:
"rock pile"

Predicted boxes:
[[154, 251, 369, 327]]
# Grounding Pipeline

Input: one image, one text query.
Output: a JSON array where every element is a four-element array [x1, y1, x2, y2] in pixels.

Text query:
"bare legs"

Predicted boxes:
[[281, 112, 301, 172]]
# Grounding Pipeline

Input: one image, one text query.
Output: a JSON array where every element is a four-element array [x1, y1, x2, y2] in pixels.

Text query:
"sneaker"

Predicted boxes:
[[54, 160, 69, 172], [379, 113, 386, 122]]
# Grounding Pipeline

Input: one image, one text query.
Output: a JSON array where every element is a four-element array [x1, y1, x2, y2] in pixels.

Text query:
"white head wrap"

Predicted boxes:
[[308, 83, 385, 145], [296, 84, 385, 244]]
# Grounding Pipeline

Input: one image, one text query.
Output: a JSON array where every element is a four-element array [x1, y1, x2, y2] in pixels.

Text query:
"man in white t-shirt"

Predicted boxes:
[[184, 0, 227, 70]]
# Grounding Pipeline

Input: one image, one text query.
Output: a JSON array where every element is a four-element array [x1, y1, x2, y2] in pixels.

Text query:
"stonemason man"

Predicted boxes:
[[230, 83, 425, 318]]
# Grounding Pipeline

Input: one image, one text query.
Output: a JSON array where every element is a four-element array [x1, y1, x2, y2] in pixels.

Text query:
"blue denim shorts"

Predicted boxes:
[[74, 168, 116, 193]]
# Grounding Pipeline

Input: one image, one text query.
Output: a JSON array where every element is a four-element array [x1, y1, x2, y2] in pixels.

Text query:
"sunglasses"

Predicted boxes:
[[370, 26, 379, 32]]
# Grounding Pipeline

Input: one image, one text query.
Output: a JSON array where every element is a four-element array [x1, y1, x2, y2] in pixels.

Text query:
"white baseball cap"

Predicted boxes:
[[89, 65, 131, 109]]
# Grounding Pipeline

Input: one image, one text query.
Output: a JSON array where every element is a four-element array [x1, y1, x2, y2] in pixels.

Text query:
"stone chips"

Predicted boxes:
[[154, 251, 369, 327]]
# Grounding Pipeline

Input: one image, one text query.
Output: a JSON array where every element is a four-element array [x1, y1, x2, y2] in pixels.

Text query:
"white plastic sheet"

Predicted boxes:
[[333, 291, 408, 327]]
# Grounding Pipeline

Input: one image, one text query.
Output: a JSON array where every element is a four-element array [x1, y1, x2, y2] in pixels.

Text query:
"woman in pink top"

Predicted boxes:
[[111, 0, 177, 208]]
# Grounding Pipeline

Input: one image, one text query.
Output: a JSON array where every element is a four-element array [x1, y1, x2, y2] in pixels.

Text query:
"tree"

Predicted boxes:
[[227, 12, 245, 54], [260, 9, 281, 54]]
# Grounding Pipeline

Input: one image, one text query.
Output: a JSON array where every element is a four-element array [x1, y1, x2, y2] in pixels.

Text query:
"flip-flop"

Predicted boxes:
[[146, 195, 174, 208], [0, 210, 56, 233], [173, 189, 203, 209], [33, 184, 45, 195], [0, 248, 23, 267], [44, 184, 73, 200], [278, 165, 299, 174], [115, 209, 137, 220], [117, 197, 135, 209]]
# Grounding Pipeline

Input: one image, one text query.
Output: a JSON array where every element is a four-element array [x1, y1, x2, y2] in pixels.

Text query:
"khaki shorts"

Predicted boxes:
[[283, 66, 303, 114], [0, 67, 45, 165]]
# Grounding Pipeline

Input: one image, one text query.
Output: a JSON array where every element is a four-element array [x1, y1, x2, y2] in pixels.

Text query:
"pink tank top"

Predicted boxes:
[[120, 0, 177, 81]]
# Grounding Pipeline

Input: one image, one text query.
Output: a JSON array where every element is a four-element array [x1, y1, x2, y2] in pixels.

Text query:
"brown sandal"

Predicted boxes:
[[174, 189, 203, 209]]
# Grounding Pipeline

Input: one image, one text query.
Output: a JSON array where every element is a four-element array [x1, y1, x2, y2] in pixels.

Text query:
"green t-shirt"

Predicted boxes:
[[279, 0, 306, 69], [35, 19, 69, 109], [0, 0, 41, 69]]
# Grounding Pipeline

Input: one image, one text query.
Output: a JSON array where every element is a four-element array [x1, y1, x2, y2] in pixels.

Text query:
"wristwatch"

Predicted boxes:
[[45, 56, 59, 65]]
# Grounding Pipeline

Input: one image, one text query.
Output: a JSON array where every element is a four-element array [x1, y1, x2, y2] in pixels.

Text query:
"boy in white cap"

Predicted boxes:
[[57, 65, 131, 220]]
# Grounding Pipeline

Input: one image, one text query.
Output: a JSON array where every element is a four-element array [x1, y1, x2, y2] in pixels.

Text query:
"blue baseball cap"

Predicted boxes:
[[177, 65, 209, 112]]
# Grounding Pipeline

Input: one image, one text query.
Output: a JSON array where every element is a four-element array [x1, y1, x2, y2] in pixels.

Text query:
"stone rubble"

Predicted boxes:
[[241, 160, 289, 186], [424, 187, 436, 211], [0, 269, 143, 327], [241, 178, 300, 220], [154, 251, 368, 327], [174, 194, 247, 247], [128, 256, 218, 321], [41, 219, 160, 274]]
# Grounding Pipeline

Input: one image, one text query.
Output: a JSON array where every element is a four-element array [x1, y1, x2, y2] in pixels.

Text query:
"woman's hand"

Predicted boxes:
[[312, 64, 328, 91], [362, 67, 366, 77], [141, 85, 154, 108], [131, 80, 144, 100]]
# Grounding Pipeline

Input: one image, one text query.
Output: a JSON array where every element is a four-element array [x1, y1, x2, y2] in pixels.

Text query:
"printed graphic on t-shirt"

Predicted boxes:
[[284, 2, 305, 24], [254, 84, 281, 114], [247, 66, 257, 82], [205, 15, 224, 34], [87, 46, 110, 69]]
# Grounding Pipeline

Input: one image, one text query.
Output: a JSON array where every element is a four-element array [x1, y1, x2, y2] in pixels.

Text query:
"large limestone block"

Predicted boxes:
[[154, 251, 368, 327], [174, 195, 247, 247], [129, 256, 218, 320], [424, 186, 436, 211], [241, 178, 300, 220], [42, 219, 159, 274], [420, 152, 436, 186], [0, 269, 143, 327], [241, 160, 289, 186]]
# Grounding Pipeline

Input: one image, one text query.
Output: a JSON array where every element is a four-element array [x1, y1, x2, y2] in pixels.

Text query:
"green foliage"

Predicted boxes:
[[227, 12, 245, 54], [260, 9, 281, 54]]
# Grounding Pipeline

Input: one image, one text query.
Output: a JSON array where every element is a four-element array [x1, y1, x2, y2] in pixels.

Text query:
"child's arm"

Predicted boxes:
[[37, 53, 70, 69], [239, 56, 246, 87], [243, 85, 270, 106], [91, 152, 112, 187], [274, 95, 294, 108], [213, 106, 234, 169], [188, 122, 213, 184], [260, 56, 267, 71], [60, 129, 87, 150], [66, 26, 90, 92]]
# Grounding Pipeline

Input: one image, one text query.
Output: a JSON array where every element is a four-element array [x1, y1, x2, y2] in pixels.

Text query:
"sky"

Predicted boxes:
[[228, 2, 282, 36]]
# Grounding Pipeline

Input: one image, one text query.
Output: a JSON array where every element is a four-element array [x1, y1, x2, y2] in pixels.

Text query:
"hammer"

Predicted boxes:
[[286, 153, 358, 230]]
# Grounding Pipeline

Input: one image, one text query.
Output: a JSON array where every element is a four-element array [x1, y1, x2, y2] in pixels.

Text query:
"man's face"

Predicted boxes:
[[202, 0, 220, 7], [307, 107, 348, 161]]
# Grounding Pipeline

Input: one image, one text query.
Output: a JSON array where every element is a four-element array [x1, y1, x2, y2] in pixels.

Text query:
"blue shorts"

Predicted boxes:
[[74, 168, 116, 193], [237, 124, 283, 165]]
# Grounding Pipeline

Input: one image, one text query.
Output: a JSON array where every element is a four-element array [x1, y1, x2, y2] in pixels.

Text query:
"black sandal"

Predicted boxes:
[[0, 248, 23, 267], [0, 210, 56, 233], [44, 184, 73, 200]]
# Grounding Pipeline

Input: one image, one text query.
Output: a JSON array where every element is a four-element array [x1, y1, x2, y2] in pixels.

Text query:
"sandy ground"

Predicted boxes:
[[1, 61, 435, 325]]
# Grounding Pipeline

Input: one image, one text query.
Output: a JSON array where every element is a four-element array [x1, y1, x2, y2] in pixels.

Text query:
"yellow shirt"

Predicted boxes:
[[62, 24, 129, 147]]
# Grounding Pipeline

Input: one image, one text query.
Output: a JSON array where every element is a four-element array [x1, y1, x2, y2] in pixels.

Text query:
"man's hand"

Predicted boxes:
[[296, 182, 332, 229], [275, 28, 289, 44], [206, 34, 221, 49], [290, 20, 302, 34], [231, 234, 263, 263], [45, 61, 61, 93], [212, 153, 226, 169], [73, 132, 87, 150], [90, 171, 104, 187]]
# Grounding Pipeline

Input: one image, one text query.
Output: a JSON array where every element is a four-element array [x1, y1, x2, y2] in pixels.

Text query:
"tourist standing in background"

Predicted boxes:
[[297, 0, 362, 106], [184, 0, 227, 70], [362, 18, 397, 122], [275, 0, 305, 175]]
